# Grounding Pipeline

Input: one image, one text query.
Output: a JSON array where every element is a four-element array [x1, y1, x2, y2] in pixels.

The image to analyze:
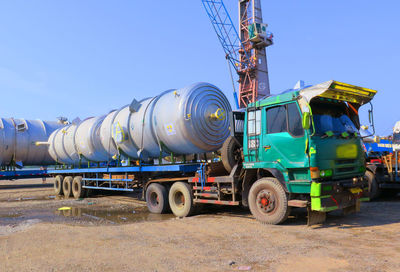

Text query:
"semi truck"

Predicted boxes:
[[46, 80, 376, 225], [364, 124, 400, 199]]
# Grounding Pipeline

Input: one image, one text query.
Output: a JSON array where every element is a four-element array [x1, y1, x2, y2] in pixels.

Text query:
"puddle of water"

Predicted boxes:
[[55, 206, 173, 224], [0, 205, 174, 226], [0, 212, 23, 219], [6, 195, 63, 202]]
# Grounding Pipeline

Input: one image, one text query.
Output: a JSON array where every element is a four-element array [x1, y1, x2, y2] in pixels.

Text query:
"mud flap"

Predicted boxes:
[[307, 206, 326, 226]]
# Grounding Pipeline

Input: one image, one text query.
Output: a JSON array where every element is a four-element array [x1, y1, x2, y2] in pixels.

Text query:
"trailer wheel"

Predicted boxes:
[[169, 182, 194, 218], [146, 183, 169, 214], [72, 176, 86, 199], [365, 171, 380, 200], [221, 136, 242, 173], [248, 178, 289, 225], [62, 176, 73, 198], [54, 175, 64, 195]]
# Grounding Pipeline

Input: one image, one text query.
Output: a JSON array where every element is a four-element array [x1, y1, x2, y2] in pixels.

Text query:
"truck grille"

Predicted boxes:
[[336, 167, 355, 173], [336, 159, 356, 165]]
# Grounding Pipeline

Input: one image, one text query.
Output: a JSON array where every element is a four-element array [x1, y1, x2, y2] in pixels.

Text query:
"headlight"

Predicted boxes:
[[320, 169, 333, 177]]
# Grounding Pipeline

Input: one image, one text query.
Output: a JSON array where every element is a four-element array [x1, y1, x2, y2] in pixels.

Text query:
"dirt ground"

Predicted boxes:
[[0, 178, 400, 272]]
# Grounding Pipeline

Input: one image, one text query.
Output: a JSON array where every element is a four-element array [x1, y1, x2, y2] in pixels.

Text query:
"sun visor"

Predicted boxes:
[[300, 80, 377, 105]]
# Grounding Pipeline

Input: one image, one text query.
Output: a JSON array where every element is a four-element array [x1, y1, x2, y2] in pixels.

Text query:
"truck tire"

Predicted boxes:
[[146, 183, 169, 214], [248, 178, 290, 225], [168, 182, 194, 218], [221, 136, 241, 173], [54, 175, 64, 195], [62, 176, 73, 198], [72, 176, 86, 199], [365, 170, 380, 200]]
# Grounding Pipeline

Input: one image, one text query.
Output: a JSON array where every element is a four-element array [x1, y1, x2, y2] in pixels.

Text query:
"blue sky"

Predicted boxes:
[[0, 0, 398, 135]]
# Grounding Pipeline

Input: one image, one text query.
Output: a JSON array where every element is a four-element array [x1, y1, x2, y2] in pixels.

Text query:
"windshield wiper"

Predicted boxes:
[[321, 131, 335, 138]]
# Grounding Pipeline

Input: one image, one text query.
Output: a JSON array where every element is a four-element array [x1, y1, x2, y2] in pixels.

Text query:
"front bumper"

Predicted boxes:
[[310, 177, 369, 212]]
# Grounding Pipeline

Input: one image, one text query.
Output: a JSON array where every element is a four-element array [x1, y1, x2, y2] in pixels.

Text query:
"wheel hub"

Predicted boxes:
[[256, 189, 275, 213], [174, 191, 185, 209], [150, 192, 159, 206]]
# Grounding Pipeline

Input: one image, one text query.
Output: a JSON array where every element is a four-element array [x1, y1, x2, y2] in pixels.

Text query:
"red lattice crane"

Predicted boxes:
[[202, 0, 273, 108]]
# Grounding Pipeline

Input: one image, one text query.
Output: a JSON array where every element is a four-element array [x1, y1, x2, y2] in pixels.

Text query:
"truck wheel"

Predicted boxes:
[[62, 176, 73, 198], [146, 183, 169, 214], [54, 175, 64, 195], [365, 171, 380, 200], [72, 176, 86, 199], [169, 182, 194, 218], [221, 136, 242, 173], [248, 178, 289, 225]]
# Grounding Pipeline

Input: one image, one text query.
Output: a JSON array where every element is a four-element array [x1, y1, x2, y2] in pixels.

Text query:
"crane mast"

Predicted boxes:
[[202, 0, 273, 108]]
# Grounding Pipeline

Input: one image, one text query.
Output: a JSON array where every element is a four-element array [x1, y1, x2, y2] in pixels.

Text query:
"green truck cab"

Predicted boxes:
[[234, 80, 377, 225]]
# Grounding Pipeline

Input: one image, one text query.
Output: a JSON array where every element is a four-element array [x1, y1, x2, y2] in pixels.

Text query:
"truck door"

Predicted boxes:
[[261, 103, 309, 174], [246, 109, 262, 162]]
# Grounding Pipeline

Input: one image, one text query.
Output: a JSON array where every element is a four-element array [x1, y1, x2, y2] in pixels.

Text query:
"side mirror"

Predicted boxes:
[[302, 112, 311, 130], [362, 102, 375, 138]]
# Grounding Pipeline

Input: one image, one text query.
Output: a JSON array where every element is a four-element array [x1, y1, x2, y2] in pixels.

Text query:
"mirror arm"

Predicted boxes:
[[361, 102, 375, 139], [369, 102, 376, 135]]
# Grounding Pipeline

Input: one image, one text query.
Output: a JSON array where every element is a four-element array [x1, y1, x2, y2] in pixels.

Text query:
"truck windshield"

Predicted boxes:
[[310, 100, 358, 136]]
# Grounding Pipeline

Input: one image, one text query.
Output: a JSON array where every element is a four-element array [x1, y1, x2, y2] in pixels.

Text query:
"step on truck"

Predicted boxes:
[[48, 80, 377, 225], [363, 123, 400, 199]]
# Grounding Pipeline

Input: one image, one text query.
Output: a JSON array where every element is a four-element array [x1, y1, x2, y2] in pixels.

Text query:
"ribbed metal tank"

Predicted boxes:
[[48, 124, 83, 165], [0, 118, 64, 166], [150, 83, 231, 155], [76, 116, 110, 162], [48, 82, 232, 163]]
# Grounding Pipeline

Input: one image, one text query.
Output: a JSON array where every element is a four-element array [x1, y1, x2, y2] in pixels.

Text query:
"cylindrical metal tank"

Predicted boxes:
[[48, 124, 85, 165], [0, 118, 64, 166], [75, 116, 109, 162], [99, 110, 119, 159], [111, 105, 140, 159], [150, 83, 231, 155], [48, 82, 232, 164]]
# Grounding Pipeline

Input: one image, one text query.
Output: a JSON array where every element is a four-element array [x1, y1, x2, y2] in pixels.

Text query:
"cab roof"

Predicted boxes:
[[250, 80, 377, 108]]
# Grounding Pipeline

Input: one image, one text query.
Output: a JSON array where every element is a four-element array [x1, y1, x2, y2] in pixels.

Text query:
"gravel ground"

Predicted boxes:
[[0, 178, 399, 272]]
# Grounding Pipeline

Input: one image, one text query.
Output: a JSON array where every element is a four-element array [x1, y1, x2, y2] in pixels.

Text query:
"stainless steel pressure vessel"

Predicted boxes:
[[149, 83, 231, 155], [0, 118, 64, 166], [99, 110, 119, 159], [48, 124, 85, 165], [48, 82, 232, 163], [75, 116, 109, 162]]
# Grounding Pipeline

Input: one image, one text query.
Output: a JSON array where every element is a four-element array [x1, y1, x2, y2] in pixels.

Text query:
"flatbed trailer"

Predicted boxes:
[[0, 169, 49, 180], [48, 164, 200, 193], [364, 138, 400, 199], [47, 162, 243, 206], [365, 156, 400, 198]]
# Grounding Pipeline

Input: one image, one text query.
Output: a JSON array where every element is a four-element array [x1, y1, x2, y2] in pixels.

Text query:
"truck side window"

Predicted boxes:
[[248, 110, 261, 135], [266, 106, 287, 134], [287, 103, 304, 137]]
